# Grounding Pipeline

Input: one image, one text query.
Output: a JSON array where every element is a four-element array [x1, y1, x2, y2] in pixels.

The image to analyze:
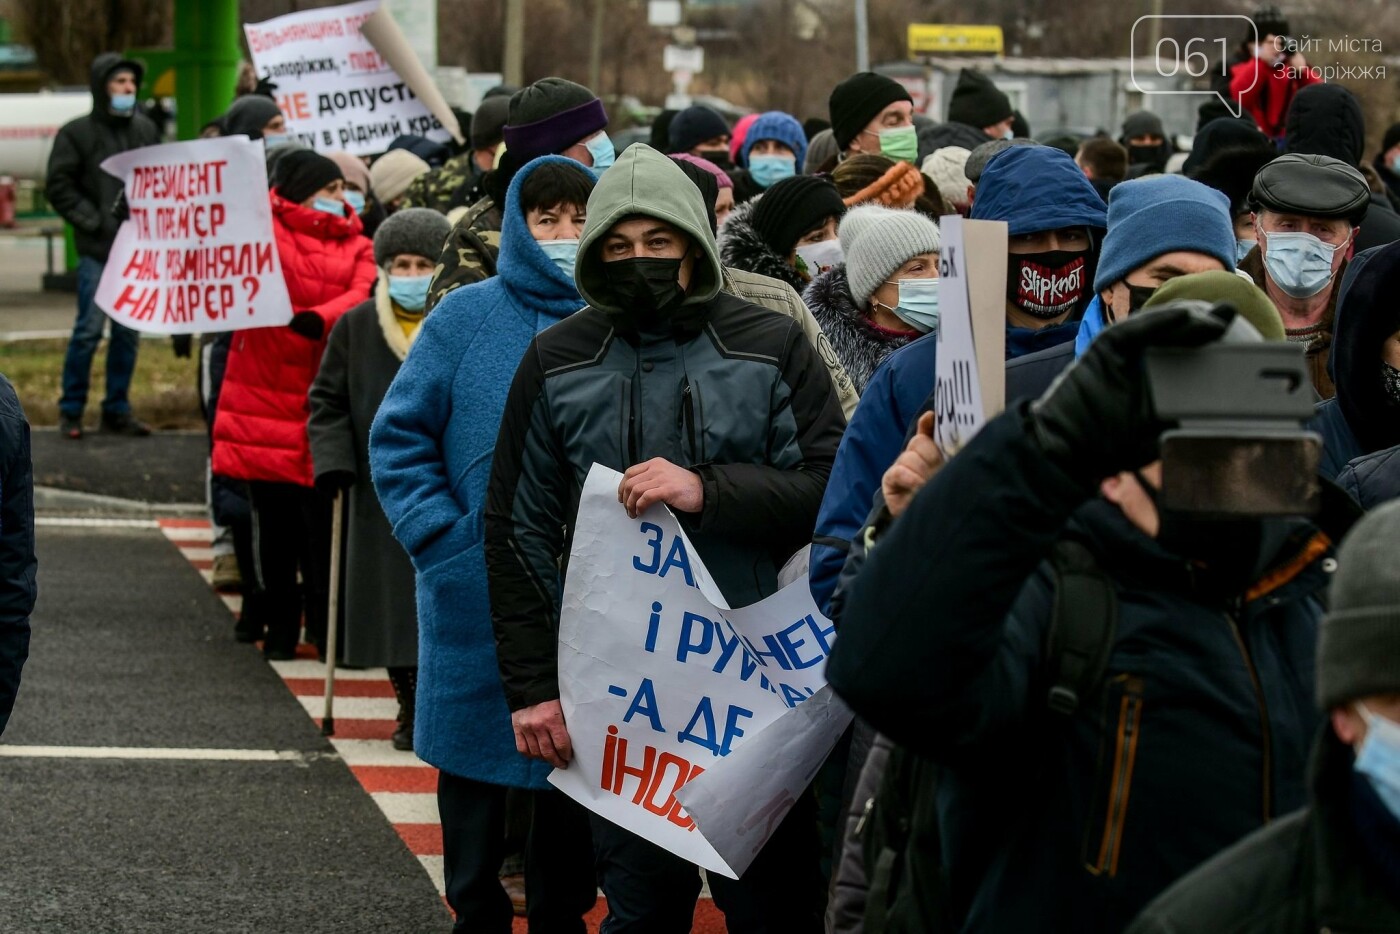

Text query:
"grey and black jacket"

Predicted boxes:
[[484, 144, 846, 712]]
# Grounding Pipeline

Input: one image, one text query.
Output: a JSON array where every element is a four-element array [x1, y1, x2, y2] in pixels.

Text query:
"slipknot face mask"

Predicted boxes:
[[1007, 250, 1089, 320]]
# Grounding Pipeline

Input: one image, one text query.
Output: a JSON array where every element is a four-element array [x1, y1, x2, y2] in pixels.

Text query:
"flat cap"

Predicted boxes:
[[1250, 153, 1370, 226]]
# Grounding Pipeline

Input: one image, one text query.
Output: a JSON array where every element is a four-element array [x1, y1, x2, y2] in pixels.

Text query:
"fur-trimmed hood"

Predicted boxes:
[[717, 198, 809, 293], [802, 264, 914, 394], [374, 272, 417, 362]]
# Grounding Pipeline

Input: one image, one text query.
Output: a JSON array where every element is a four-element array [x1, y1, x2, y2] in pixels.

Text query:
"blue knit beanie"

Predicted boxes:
[[740, 111, 808, 170], [1093, 175, 1236, 292]]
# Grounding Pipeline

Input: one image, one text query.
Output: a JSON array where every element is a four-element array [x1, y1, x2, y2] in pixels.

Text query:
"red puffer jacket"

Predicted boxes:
[[213, 192, 376, 486]]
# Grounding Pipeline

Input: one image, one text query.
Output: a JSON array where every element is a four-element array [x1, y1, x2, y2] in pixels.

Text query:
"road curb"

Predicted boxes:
[[34, 485, 205, 518]]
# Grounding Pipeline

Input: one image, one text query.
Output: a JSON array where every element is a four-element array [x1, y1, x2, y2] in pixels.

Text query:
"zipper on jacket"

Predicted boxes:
[[1225, 611, 1274, 824], [680, 378, 697, 464], [1091, 674, 1143, 877], [621, 383, 637, 464]]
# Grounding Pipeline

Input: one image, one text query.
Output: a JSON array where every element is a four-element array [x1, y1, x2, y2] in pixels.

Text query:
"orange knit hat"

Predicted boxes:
[[841, 160, 926, 207]]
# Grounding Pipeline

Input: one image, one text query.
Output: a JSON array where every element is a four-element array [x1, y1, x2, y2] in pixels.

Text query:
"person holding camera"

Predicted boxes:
[[1227, 7, 1320, 143], [1128, 498, 1400, 933], [827, 301, 1344, 933]]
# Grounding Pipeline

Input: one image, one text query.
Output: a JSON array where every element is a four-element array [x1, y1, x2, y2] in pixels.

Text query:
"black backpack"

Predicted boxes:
[[860, 539, 1118, 934]]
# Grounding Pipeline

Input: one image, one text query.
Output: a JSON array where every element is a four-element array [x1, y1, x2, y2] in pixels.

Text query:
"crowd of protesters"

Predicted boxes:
[[28, 6, 1400, 931]]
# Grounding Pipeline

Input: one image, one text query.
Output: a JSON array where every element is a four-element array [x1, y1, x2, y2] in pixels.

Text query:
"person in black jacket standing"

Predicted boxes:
[[828, 303, 1338, 933], [0, 372, 37, 736], [485, 144, 844, 932], [1128, 499, 1400, 934], [46, 53, 160, 440]]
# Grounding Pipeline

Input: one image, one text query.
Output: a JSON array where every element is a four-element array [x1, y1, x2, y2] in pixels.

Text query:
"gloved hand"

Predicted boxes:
[[1029, 300, 1235, 486], [315, 470, 355, 497], [289, 311, 325, 340], [171, 334, 192, 359]]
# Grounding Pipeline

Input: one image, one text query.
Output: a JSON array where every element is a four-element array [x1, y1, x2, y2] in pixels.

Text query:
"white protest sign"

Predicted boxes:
[[244, 0, 451, 155], [932, 215, 1007, 454], [94, 136, 293, 335], [552, 464, 848, 879]]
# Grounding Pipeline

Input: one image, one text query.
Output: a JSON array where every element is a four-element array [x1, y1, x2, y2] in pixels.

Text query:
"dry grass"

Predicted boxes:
[[0, 338, 203, 429]]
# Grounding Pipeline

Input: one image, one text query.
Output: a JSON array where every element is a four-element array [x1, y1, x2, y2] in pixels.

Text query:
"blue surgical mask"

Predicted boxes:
[[388, 274, 431, 312], [1389, 153, 1400, 174], [264, 133, 294, 150], [538, 238, 580, 281], [1002, 126, 1015, 140], [585, 133, 615, 177], [890, 278, 940, 333], [110, 93, 136, 113], [1356, 704, 1400, 821], [344, 190, 366, 215], [1235, 238, 1256, 264], [1261, 229, 1345, 299], [312, 197, 346, 217], [749, 154, 796, 188]]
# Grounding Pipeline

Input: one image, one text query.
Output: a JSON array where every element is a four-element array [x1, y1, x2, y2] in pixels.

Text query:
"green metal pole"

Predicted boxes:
[[174, 0, 242, 141]]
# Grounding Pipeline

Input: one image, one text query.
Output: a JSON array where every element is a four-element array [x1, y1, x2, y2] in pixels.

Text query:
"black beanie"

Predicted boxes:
[[829, 72, 913, 151], [947, 68, 1013, 130], [669, 156, 720, 234], [224, 95, 283, 140], [749, 175, 845, 257], [275, 150, 343, 204], [1383, 123, 1400, 156], [668, 105, 731, 153]]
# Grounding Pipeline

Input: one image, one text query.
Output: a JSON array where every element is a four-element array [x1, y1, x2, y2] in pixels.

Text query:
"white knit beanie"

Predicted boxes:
[[843, 207, 943, 307], [921, 146, 973, 209], [370, 149, 431, 205]]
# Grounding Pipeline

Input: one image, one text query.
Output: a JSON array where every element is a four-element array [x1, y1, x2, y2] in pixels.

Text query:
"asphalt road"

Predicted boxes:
[[31, 429, 208, 504], [0, 523, 452, 933]]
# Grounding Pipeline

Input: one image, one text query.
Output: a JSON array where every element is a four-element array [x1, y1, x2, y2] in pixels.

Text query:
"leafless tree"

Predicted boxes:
[[9, 0, 170, 86]]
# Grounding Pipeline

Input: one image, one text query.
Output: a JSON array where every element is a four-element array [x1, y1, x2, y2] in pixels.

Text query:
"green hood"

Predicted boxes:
[[576, 144, 724, 318]]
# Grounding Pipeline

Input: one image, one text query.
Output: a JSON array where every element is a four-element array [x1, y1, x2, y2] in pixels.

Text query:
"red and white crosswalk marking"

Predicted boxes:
[[158, 518, 726, 933]]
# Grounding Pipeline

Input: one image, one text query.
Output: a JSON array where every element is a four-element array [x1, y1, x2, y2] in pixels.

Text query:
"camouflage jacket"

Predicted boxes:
[[400, 152, 484, 215], [425, 196, 504, 311]]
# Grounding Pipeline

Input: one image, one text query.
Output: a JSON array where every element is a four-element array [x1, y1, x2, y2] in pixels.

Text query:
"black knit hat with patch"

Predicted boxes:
[[829, 72, 913, 151], [275, 150, 343, 204]]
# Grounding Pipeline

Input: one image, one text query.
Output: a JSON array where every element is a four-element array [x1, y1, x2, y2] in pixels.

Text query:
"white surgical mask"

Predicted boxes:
[[795, 239, 844, 278]]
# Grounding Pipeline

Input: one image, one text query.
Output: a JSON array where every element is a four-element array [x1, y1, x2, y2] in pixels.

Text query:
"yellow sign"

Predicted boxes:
[[907, 24, 1004, 56]]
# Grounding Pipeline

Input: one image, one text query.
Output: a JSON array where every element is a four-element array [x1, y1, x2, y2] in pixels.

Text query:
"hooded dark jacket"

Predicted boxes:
[[1310, 242, 1400, 479], [1284, 85, 1400, 253], [483, 145, 845, 711], [1126, 729, 1400, 934], [827, 405, 1332, 934], [45, 53, 160, 261], [0, 374, 36, 736]]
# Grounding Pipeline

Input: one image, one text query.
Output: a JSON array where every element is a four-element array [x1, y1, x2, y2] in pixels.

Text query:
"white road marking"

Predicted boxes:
[[296, 695, 399, 720], [371, 792, 441, 824], [268, 659, 389, 681], [417, 856, 446, 895], [329, 738, 429, 768], [36, 517, 160, 529], [0, 744, 322, 762]]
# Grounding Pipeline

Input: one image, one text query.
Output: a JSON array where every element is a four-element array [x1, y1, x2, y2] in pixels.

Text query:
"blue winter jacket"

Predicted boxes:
[[0, 373, 35, 736], [369, 156, 588, 788]]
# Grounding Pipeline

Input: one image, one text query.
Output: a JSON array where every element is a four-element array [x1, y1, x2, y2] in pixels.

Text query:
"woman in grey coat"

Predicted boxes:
[[309, 208, 451, 750]]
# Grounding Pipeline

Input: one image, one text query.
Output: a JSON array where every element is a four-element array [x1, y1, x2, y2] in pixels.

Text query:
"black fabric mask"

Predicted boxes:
[[1007, 249, 1090, 320], [1128, 143, 1170, 169], [697, 149, 734, 172], [602, 256, 686, 317], [1384, 361, 1400, 407], [1134, 470, 1265, 597], [1126, 283, 1157, 316]]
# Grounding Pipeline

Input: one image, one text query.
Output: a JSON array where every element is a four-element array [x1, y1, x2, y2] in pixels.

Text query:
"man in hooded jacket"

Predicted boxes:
[[46, 53, 159, 440], [484, 144, 844, 932]]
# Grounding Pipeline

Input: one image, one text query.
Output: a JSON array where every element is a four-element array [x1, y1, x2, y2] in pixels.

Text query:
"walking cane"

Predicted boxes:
[[322, 489, 345, 737]]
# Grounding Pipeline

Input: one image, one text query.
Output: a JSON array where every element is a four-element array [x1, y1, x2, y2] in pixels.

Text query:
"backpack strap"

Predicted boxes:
[[1045, 540, 1118, 717]]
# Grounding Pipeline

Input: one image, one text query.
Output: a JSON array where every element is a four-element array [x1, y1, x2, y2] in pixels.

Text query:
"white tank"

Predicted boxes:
[[0, 93, 95, 180]]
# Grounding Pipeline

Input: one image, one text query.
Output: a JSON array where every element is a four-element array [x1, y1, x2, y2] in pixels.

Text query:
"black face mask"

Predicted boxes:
[[1007, 249, 1090, 320], [1128, 143, 1170, 169], [1134, 470, 1265, 597], [697, 149, 734, 172], [602, 256, 686, 317], [1383, 361, 1400, 407]]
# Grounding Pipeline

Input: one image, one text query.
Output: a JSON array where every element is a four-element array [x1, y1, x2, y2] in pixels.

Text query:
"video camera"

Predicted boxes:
[[1146, 310, 1320, 517]]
